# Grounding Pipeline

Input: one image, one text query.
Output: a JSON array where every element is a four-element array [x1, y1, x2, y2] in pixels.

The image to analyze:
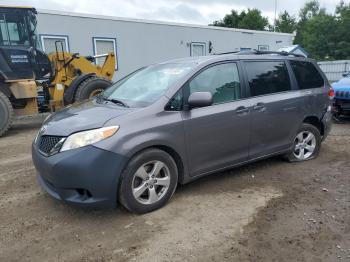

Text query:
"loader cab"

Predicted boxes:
[[0, 6, 41, 50], [0, 6, 51, 81]]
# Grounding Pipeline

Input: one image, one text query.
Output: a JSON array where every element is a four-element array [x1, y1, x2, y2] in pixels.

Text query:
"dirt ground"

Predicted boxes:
[[0, 116, 349, 262]]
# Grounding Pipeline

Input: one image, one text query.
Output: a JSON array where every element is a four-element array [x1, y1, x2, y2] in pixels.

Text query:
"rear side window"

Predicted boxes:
[[189, 62, 241, 104], [245, 61, 291, 96], [290, 61, 324, 89]]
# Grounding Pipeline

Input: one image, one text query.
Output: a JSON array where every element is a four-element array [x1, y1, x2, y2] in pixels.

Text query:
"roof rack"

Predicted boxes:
[[214, 51, 240, 55], [215, 49, 305, 58]]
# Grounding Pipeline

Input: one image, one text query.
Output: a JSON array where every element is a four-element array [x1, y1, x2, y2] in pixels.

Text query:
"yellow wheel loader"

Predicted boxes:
[[0, 6, 116, 136]]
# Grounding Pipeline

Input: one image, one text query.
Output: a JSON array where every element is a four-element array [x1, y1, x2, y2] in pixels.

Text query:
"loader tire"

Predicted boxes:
[[0, 91, 13, 137], [74, 77, 112, 102]]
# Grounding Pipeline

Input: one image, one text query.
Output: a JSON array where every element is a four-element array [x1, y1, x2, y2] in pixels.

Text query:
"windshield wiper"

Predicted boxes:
[[102, 97, 129, 108]]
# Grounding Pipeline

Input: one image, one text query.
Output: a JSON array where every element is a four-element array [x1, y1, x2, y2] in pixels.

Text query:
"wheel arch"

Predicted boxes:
[[0, 83, 12, 97], [303, 116, 324, 136], [125, 144, 187, 185]]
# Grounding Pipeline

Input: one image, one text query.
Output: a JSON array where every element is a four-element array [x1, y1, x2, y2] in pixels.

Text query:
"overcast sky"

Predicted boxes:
[[0, 0, 345, 25]]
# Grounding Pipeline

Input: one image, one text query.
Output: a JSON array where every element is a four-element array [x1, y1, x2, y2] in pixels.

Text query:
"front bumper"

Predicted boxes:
[[333, 98, 350, 113], [32, 143, 128, 208]]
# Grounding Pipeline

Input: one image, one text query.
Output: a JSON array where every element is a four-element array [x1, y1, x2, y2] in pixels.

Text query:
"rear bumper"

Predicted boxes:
[[32, 143, 128, 208], [321, 107, 332, 141]]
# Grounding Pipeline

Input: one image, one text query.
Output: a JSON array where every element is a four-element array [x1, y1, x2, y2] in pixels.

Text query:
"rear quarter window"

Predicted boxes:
[[290, 61, 324, 90]]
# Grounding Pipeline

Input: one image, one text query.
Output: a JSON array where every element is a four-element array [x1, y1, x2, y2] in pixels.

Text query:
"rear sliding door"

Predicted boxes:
[[243, 60, 305, 159]]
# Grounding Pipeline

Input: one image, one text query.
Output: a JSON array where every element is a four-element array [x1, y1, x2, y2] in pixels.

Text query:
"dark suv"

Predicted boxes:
[[32, 51, 333, 213]]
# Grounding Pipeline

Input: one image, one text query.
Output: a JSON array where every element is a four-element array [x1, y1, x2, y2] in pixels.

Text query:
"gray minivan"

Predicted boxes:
[[32, 52, 333, 213]]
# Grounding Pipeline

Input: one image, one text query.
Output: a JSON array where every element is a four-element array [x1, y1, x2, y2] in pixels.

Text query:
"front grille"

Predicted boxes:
[[38, 135, 65, 155], [335, 90, 350, 99]]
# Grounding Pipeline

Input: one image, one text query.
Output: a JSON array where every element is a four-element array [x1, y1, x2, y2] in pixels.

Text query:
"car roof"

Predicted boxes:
[[162, 53, 314, 66]]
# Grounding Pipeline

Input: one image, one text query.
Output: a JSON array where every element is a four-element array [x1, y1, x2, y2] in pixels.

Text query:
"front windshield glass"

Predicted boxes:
[[28, 10, 42, 50], [101, 62, 196, 107]]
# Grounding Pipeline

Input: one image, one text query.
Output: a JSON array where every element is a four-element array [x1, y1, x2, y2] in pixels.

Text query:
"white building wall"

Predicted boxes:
[[37, 10, 294, 81]]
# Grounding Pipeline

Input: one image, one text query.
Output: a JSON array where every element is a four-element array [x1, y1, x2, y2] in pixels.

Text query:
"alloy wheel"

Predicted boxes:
[[131, 160, 171, 205], [293, 131, 317, 160]]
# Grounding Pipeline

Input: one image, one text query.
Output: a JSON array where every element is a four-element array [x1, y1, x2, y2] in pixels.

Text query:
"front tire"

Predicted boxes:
[[74, 76, 112, 102], [0, 91, 13, 137], [285, 123, 321, 162], [119, 149, 178, 214]]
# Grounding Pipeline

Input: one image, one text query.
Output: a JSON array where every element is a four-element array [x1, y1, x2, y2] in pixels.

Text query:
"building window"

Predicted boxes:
[[258, 45, 269, 51], [93, 37, 117, 70], [40, 35, 69, 53], [190, 42, 206, 57], [240, 47, 252, 51]]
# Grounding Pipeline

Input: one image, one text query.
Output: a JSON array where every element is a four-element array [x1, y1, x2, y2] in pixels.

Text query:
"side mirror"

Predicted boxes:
[[342, 72, 349, 77], [188, 92, 213, 108]]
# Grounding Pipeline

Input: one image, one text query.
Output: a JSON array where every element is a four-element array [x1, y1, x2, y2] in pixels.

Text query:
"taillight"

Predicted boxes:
[[328, 87, 335, 99]]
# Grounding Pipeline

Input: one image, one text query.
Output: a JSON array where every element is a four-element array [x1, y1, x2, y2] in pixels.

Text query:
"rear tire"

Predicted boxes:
[[119, 149, 178, 214], [0, 91, 13, 137], [285, 123, 321, 162], [74, 76, 112, 102]]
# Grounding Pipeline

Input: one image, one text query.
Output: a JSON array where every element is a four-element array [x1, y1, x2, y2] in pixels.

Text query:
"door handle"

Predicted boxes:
[[253, 102, 266, 111], [235, 106, 249, 114]]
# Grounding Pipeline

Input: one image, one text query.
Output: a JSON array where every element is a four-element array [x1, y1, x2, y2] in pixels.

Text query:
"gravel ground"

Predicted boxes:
[[0, 117, 349, 262]]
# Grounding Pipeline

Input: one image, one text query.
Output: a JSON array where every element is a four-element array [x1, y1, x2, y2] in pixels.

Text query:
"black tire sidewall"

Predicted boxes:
[[0, 91, 13, 136], [288, 123, 322, 162], [74, 77, 111, 102], [119, 149, 178, 214]]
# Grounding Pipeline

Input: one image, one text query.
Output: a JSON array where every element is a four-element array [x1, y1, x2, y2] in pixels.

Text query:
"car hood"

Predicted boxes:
[[42, 99, 137, 136], [333, 78, 350, 90]]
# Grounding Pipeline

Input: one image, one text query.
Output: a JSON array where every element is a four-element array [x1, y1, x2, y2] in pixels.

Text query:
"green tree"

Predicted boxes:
[[334, 1, 350, 59], [211, 1, 350, 60], [238, 9, 269, 30], [299, 0, 322, 22], [294, 0, 322, 45], [211, 8, 269, 31], [275, 11, 297, 33], [212, 10, 240, 28], [297, 12, 338, 60], [294, 0, 350, 60]]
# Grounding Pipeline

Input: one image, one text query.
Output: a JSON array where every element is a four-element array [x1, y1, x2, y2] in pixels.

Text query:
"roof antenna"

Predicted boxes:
[[274, 0, 278, 32]]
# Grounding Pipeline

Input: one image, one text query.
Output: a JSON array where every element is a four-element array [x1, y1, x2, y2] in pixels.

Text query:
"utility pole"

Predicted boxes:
[[274, 0, 277, 31]]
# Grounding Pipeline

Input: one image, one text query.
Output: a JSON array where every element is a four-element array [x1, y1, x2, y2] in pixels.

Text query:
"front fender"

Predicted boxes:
[[93, 103, 190, 182]]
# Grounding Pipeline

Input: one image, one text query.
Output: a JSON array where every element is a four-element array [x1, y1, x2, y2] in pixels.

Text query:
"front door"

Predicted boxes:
[[181, 62, 252, 177]]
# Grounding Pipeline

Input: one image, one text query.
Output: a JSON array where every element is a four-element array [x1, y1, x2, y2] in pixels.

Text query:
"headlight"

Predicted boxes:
[[60, 126, 119, 152]]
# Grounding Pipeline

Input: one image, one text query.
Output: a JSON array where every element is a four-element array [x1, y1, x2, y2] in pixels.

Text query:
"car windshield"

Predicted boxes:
[[100, 62, 196, 107]]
